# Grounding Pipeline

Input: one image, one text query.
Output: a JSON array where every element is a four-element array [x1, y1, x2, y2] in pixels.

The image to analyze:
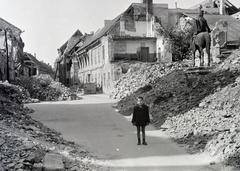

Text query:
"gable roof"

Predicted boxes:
[[76, 3, 169, 53], [0, 17, 22, 37], [59, 30, 83, 55], [76, 15, 121, 53], [24, 53, 54, 74]]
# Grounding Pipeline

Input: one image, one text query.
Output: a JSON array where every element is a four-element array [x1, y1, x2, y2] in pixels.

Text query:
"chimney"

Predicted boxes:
[[219, 0, 226, 15], [142, 0, 153, 15]]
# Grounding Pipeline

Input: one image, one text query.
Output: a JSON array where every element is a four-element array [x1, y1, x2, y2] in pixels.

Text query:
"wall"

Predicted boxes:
[[115, 39, 156, 53], [78, 36, 111, 89], [156, 36, 172, 63], [0, 30, 23, 81], [112, 39, 157, 62], [120, 20, 153, 37], [153, 6, 169, 28]]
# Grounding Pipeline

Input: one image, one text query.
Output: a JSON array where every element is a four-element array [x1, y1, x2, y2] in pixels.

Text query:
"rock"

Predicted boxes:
[[0, 138, 5, 146], [33, 163, 43, 171], [70, 166, 81, 171], [43, 153, 64, 171]]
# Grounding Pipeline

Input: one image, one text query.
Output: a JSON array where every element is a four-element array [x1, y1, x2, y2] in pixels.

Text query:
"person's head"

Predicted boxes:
[[199, 10, 204, 17], [198, 5, 204, 17], [137, 96, 144, 105]]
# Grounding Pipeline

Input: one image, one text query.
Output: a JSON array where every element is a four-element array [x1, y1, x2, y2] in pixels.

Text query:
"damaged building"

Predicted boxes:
[[0, 17, 53, 81], [73, 0, 176, 94], [22, 53, 54, 77], [55, 30, 84, 86], [55, 0, 240, 94], [0, 17, 24, 82]]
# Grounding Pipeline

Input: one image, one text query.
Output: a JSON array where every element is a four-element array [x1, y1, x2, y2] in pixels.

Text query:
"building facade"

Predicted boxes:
[[56, 0, 240, 94], [74, 0, 174, 94], [0, 18, 24, 82]]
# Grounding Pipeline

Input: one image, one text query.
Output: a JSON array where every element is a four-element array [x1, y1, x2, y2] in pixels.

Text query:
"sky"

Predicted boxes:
[[0, 0, 240, 66]]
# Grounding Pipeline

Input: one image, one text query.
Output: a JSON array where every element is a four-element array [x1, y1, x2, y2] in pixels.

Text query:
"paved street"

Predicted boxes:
[[27, 95, 238, 171]]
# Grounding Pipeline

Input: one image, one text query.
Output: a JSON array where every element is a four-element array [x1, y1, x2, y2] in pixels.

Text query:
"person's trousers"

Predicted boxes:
[[136, 126, 146, 142]]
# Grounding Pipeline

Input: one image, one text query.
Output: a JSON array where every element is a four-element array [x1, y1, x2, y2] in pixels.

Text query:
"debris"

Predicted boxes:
[[113, 50, 240, 167], [0, 81, 105, 170]]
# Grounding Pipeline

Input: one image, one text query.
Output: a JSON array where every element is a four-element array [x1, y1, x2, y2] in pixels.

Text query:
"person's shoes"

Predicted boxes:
[[137, 138, 141, 145], [142, 141, 148, 145]]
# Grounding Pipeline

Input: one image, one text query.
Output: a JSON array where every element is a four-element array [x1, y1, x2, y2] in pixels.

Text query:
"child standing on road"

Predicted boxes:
[[132, 96, 150, 145]]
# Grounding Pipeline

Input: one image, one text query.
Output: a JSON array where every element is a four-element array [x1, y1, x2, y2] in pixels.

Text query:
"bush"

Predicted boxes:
[[156, 25, 193, 62]]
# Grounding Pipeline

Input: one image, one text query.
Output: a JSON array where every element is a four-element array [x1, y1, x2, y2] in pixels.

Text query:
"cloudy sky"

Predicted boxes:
[[0, 0, 239, 65]]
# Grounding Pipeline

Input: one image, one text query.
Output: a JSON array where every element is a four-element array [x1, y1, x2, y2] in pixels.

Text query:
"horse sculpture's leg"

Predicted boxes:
[[206, 49, 211, 66], [199, 48, 204, 67], [193, 49, 196, 67], [206, 38, 211, 66]]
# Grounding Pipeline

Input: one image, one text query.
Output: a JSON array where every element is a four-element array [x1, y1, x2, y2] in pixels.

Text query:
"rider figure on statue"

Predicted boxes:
[[192, 5, 212, 67], [195, 5, 211, 35]]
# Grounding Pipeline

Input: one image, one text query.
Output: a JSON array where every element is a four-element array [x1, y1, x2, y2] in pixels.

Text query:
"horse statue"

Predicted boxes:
[[191, 31, 211, 67]]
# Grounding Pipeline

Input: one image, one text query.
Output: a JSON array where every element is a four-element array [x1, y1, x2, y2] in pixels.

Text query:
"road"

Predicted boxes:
[[27, 95, 238, 171]]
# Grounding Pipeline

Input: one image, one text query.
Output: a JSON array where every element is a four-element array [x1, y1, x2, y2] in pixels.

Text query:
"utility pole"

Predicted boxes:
[[4, 29, 9, 82]]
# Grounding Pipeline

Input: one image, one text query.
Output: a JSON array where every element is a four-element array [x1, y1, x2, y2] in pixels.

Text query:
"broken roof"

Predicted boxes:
[[59, 30, 83, 55], [190, 0, 239, 15], [76, 3, 169, 53], [76, 15, 121, 53], [24, 53, 54, 74], [0, 17, 22, 37]]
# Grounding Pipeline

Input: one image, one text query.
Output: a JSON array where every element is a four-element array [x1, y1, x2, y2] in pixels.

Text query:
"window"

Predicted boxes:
[[91, 51, 93, 66], [102, 45, 105, 62], [98, 48, 101, 64], [87, 74, 91, 83], [103, 73, 106, 86], [94, 50, 97, 65]]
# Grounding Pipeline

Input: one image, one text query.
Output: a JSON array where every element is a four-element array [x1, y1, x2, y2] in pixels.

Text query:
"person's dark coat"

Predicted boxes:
[[132, 104, 150, 126], [196, 16, 211, 34]]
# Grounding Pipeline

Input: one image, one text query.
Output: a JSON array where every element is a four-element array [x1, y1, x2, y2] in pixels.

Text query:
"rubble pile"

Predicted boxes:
[[111, 62, 189, 99], [164, 75, 240, 167], [0, 82, 105, 170], [114, 50, 240, 167], [15, 74, 71, 102]]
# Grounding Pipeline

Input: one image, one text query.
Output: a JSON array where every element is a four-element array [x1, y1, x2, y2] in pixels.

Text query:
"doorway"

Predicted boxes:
[[140, 47, 149, 62]]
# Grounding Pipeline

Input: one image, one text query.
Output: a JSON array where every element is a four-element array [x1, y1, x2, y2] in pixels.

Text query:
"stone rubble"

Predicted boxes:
[[111, 61, 190, 100], [113, 50, 240, 168], [0, 82, 107, 170], [14, 74, 73, 102]]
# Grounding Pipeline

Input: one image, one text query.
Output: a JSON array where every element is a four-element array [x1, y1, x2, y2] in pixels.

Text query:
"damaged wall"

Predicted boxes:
[[113, 39, 157, 62]]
